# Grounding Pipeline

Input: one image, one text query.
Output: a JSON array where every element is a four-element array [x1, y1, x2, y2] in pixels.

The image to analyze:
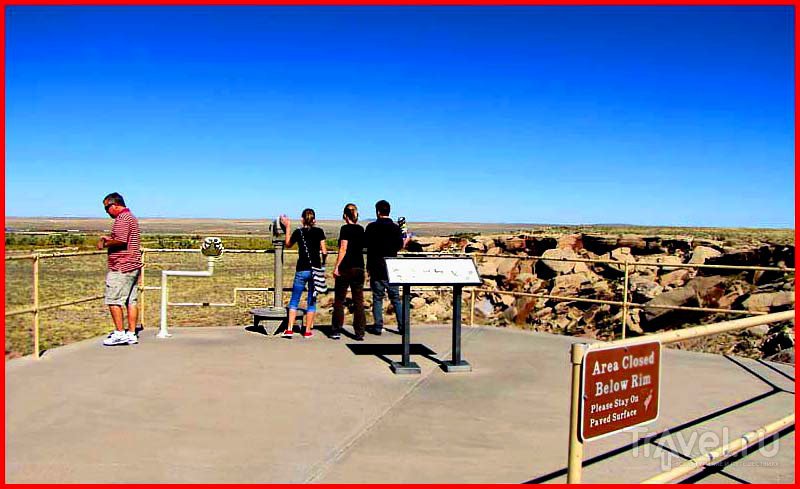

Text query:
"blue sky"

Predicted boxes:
[[5, 6, 794, 227]]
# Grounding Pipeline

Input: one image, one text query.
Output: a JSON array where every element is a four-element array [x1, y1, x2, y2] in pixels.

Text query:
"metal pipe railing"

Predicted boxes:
[[159, 256, 217, 338], [565, 310, 795, 484], [5, 294, 106, 317], [5, 250, 107, 260], [641, 414, 795, 484], [6, 246, 794, 359], [605, 310, 795, 348], [466, 287, 768, 330], [402, 251, 795, 273]]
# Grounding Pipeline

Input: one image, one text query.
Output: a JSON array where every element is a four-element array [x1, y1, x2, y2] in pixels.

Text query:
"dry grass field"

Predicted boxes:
[[5, 250, 431, 358]]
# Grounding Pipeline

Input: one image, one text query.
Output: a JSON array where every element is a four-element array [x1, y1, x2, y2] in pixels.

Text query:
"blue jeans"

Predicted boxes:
[[288, 270, 317, 313], [370, 279, 403, 329]]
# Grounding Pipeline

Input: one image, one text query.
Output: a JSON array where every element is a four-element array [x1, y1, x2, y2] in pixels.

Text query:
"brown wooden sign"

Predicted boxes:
[[581, 341, 661, 441]]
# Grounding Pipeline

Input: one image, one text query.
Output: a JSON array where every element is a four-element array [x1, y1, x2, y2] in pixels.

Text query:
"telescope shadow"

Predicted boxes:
[[244, 325, 271, 336], [244, 324, 337, 337], [346, 343, 442, 368]]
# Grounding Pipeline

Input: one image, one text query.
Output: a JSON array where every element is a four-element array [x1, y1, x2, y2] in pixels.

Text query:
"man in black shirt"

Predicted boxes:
[[364, 200, 411, 335]]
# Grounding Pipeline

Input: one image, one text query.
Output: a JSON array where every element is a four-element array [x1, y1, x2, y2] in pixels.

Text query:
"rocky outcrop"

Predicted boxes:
[[402, 231, 795, 361]]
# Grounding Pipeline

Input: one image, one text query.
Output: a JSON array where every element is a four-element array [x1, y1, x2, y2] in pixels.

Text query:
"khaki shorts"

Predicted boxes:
[[104, 269, 141, 306]]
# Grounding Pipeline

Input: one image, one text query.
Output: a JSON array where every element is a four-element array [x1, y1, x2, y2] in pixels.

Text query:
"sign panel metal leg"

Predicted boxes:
[[443, 285, 471, 372], [391, 285, 421, 375]]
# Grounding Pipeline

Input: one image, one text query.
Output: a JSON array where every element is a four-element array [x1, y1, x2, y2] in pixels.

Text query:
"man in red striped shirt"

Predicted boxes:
[[98, 192, 143, 346]]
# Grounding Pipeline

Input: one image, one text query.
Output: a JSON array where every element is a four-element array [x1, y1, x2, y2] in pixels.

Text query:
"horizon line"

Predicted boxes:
[[4, 216, 794, 231]]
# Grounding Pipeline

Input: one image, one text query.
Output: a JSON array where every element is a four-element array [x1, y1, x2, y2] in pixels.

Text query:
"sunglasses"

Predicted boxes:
[[104, 203, 114, 211]]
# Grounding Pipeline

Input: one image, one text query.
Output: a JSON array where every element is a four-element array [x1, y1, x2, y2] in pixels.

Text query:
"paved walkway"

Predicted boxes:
[[5, 325, 795, 483]]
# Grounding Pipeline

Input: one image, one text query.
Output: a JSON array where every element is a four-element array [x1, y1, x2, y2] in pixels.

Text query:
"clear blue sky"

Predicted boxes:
[[5, 6, 794, 227]]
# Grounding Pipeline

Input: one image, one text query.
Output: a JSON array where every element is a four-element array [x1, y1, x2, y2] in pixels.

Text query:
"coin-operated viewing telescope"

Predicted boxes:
[[201, 236, 225, 258], [269, 218, 285, 238], [249, 217, 303, 335]]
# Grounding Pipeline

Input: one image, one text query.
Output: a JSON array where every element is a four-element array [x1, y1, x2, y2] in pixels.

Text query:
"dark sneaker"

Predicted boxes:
[[353, 335, 365, 342], [330, 333, 341, 340]]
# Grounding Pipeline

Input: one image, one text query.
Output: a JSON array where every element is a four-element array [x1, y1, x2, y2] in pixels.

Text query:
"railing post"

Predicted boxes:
[[273, 241, 284, 308], [158, 271, 170, 338], [567, 342, 587, 483], [33, 255, 40, 359], [469, 288, 475, 327], [622, 260, 630, 340], [139, 250, 146, 329]]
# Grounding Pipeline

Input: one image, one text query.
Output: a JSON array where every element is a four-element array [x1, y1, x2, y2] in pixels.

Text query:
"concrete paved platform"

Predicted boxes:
[[5, 324, 795, 483]]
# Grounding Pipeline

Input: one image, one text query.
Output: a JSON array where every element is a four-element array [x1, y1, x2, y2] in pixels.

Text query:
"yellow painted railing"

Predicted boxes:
[[564, 310, 796, 484], [5, 248, 794, 358]]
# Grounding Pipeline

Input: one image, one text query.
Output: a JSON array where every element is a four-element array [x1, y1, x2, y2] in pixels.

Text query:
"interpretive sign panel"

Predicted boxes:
[[385, 257, 482, 286], [580, 341, 661, 441]]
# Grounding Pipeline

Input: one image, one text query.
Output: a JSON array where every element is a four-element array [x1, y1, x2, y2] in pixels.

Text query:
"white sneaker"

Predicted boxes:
[[125, 331, 138, 345], [103, 330, 128, 346]]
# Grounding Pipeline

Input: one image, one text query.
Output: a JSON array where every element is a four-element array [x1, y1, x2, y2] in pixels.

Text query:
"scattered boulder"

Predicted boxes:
[[742, 291, 794, 313], [643, 276, 726, 327], [642, 284, 698, 324], [557, 234, 584, 251], [659, 269, 691, 288], [474, 298, 494, 318], [747, 325, 770, 338], [497, 258, 520, 277], [464, 240, 487, 253], [420, 302, 450, 322], [533, 306, 554, 321], [478, 256, 506, 277], [513, 297, 539, 324], [499, 293, 515, 307], [501, 237, 527, 252], [617, 235, 663, 255], [656, 255, 684, 271], [598, 247, 637, 274], [691, 276, 727, 305], [551, 272, 592, 296], [764, 346, 794, 364], [629, 276, 663, 301], [689, 246, 723, 265], [539, 248, 578, 275]]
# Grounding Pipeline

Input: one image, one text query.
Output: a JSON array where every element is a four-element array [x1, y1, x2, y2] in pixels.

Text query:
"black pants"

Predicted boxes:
[[332, 267, 366, 337]]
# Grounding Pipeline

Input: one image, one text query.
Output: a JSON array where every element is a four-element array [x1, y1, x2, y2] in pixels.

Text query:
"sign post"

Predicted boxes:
[[443, 285, 470, 372], [386, 257, 482, 375], [567, 340, 661, 483], [395, 284, 418, 374]]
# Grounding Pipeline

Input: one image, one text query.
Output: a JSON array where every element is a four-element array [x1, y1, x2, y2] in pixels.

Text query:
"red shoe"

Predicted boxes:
[[282, 329, 294, 338], [302, 330, 314, 338]]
